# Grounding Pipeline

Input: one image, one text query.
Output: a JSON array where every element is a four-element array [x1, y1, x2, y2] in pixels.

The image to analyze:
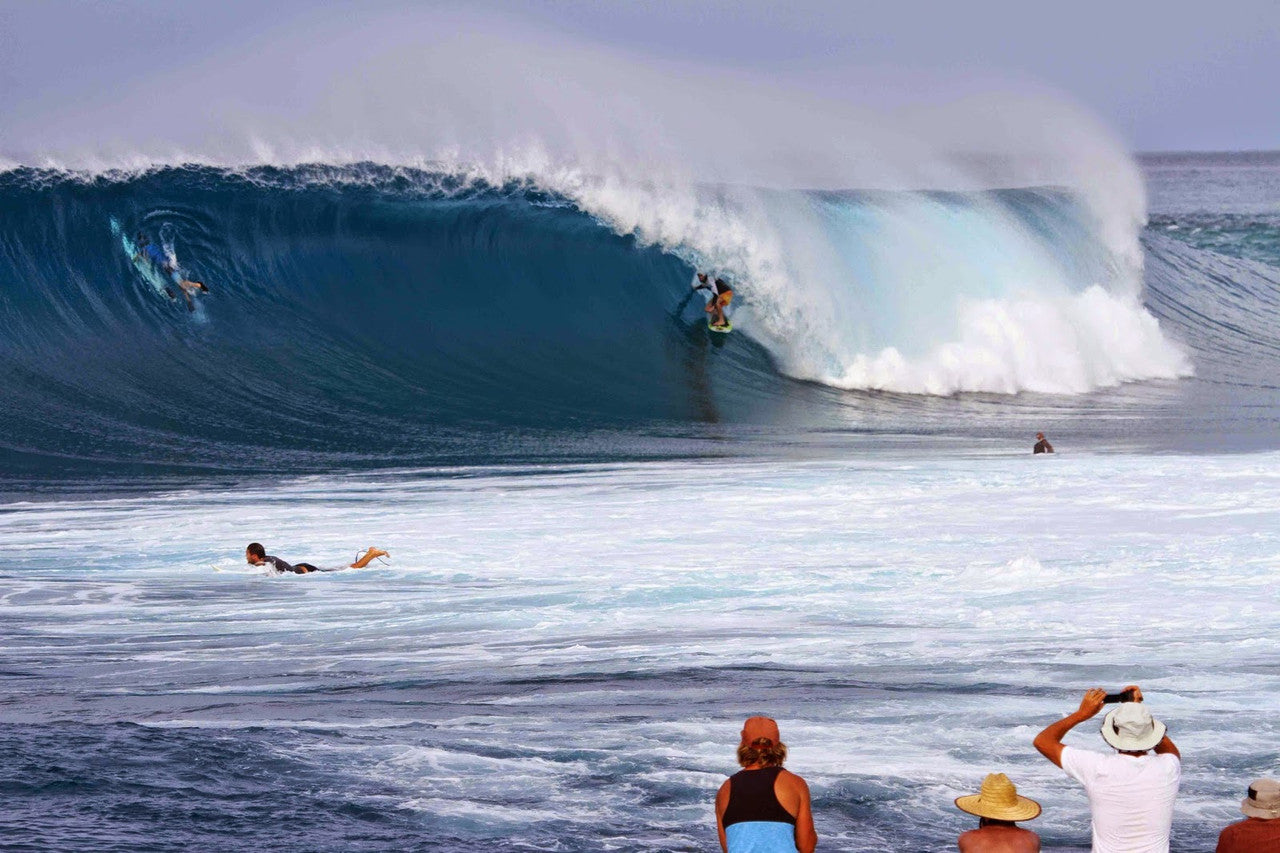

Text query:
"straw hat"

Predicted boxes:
[[1100, 702, 1166, 752], [1242, 779, 1280, 819], [955, 773, 1042, 821]]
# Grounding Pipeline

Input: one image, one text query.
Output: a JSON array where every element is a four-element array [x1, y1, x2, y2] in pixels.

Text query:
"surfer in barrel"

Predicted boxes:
[[694, 272, 734, 330], [245, 542, 389, 574], [134, 232, 209, 311]]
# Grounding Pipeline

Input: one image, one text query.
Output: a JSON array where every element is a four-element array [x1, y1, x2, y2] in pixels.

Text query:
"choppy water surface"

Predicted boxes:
[[3, 453, 1277, 851], [3, 151, 1280, 850]]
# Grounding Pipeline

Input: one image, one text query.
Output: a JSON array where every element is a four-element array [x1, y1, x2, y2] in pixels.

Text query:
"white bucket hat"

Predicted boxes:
[[1242, 779, 1280, 819], [1100, 702, 1166, 752]]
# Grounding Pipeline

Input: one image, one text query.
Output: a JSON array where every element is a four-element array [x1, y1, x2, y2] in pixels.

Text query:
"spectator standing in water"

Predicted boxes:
[[1033, 433, 1054, 454], [715, 716, 817, 853], [1215, 778, 1280, 852], [1033, 685, 1180, 853], [955, 772, 1042, 852]]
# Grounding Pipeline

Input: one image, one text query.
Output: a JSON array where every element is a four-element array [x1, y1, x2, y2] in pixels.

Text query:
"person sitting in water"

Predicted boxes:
[[134, 232, 209, 310], [245, 542, 389, 574], [1033, 433, 1054, 454], [715, 716, 817, 853], [954, 773, 1042, 852], [694, 272, 734, 329]]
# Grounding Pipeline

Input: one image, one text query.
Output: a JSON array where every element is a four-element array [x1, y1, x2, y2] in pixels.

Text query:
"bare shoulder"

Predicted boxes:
[[957, 826, 1040, 853], [777, 768, 811, 794], [1009, 826, 1041, 852]]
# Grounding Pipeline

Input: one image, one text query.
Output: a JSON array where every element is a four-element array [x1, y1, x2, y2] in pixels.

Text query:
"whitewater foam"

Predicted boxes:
[[4, 453, 1279, 850], [552, 174, 1192, 395], [826, 285, 1192, 394]]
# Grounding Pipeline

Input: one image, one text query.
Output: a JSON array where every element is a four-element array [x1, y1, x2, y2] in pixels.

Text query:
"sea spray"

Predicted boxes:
[[2, 13, 1188, 396]]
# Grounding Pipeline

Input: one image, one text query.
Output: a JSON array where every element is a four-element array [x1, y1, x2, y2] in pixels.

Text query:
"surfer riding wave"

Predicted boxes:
[[133, 232, 209, 310], [694, 272, 734, 330]]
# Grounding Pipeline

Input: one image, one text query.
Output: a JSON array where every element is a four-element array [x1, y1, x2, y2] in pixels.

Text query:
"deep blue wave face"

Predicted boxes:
[[4, 161, 1280, 483], [0, 166, 799, 479]]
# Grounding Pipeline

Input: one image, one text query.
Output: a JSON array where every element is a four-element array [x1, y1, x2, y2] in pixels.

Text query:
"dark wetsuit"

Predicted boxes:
[[263, 555, 319, 574], [1033, 439, 1054, 454], [722, 766, 798, 853]]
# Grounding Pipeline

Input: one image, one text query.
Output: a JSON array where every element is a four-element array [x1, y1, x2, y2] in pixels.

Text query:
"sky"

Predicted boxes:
[[1, 0, 1277, 159]]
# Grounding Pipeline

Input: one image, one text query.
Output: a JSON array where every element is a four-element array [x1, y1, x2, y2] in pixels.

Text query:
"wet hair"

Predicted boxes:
[[737, 737, 788, 768], [246, 542, 266, 559], [136, 233, 149, 245]]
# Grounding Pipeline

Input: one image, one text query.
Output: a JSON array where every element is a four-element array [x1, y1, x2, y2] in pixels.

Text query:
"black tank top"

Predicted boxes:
[[722, 766, 797, 827]]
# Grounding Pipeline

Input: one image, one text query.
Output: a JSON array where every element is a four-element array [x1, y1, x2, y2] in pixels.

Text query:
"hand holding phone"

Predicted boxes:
[[1103, 688, 1136, 704]]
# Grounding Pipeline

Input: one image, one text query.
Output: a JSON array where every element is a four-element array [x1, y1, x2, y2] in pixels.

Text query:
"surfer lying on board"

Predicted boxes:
[[134, 233, 209, 310], [694, 272, 734, 329], [245, 542, 389, 574]]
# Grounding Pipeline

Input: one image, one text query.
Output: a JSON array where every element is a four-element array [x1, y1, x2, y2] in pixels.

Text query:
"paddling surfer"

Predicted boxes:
[[245, 542, 389, 574]]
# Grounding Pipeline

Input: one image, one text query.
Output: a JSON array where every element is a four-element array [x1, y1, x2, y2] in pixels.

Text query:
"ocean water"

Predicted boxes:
[[2, 152, 1279, 851]]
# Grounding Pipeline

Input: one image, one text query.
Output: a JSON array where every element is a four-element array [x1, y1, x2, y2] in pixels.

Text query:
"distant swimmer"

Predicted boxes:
[[1033, 432, 1054, 454], [134, 232, 208, 311], [245, 542, 389, 574], [694, 272, 734, 330]]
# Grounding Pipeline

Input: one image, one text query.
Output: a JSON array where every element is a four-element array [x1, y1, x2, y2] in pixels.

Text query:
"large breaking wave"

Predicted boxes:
[[10, 157, 1268, 476], [3, 12, 1227, 474]]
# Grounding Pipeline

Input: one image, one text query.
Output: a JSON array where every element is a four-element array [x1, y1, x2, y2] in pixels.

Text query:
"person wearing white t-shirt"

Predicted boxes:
[[1033, 685, 1181, 853]]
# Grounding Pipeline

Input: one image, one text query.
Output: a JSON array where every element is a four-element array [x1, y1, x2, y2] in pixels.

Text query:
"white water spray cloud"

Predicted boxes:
[[2, 8, 1189, 395]]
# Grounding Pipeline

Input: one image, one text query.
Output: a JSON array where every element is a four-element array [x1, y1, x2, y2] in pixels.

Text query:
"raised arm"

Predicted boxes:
[[1034, 688, 1106, 767]]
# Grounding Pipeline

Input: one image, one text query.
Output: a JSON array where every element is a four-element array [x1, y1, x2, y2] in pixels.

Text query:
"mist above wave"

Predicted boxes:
[[5, 9, 1140, 227], [2, 9, 1190, 396]]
